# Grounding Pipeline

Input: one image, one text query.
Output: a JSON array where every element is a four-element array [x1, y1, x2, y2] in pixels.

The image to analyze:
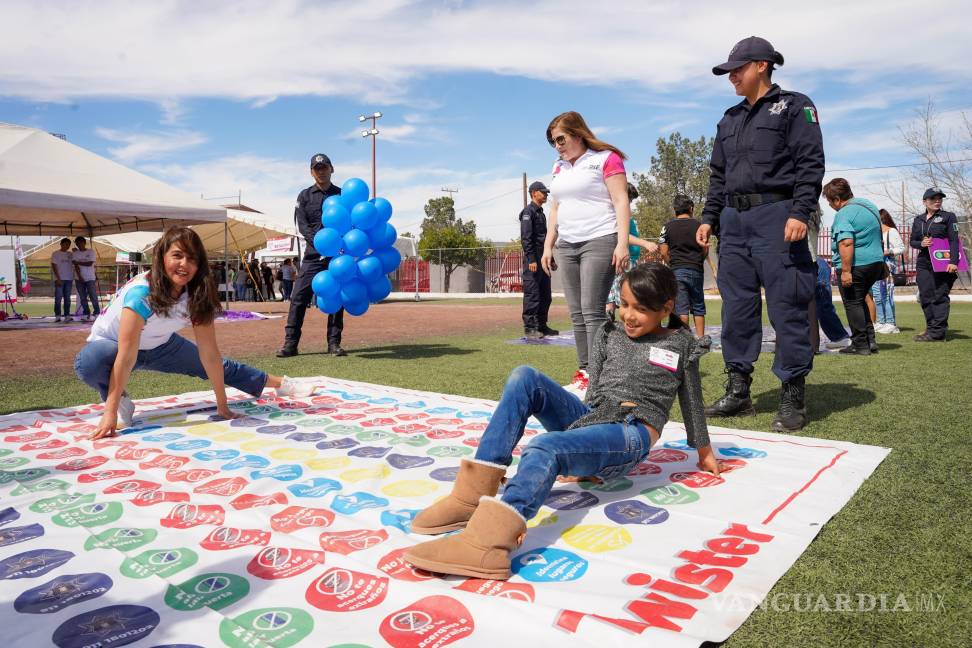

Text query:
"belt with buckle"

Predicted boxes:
[[729, 192, 792, 211]]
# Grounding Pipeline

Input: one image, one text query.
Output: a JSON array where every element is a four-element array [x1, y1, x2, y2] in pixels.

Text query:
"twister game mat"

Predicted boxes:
[[0, 377, 888, 647]]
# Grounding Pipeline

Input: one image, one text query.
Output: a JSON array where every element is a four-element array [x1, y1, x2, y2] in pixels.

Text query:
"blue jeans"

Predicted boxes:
[[815, 259, 848, 342], [76, 280, 101, 316], [673, 267, 706, 316], [476, 366, 654, 520], [54, 280, 73, 317], [868, 259, 896, 325], [74, 334, 268, 401]]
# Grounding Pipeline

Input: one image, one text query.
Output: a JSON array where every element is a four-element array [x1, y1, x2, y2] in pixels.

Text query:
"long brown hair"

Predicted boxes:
[[148, 227, 221, 326], [879, 208, 897, 229], [546, 111, 627, 160]]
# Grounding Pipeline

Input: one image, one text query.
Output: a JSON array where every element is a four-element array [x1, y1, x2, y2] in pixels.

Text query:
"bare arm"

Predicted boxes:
[[91, 309, 143, 439], [541, 200, 559, 275], [605, 173, 631, 273], [193, 322, 241, 420], [838, 239, 854, 286]]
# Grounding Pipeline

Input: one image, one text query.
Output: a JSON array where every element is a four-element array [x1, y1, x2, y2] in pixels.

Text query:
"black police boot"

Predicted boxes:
[[539, 325, 560, 336], [771, 376, 808, 433], [328, 343, 348, 357], [276, 345, 298, 358], [704, 370, 755, 417]]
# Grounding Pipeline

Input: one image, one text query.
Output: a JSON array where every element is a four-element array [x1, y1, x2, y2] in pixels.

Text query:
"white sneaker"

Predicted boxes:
[[884, 325, 900, 334], [117, 395, 135, 428], [276, 376, 317, 398]]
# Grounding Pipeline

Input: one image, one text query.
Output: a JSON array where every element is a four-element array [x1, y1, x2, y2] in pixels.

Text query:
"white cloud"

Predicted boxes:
[[94, 127, 207, 163], [1, 1, 969, 103]]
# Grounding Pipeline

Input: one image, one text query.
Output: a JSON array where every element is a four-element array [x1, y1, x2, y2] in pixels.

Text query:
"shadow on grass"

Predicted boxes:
[[752, 382, 875, 420], [351, 343, 476, 360]]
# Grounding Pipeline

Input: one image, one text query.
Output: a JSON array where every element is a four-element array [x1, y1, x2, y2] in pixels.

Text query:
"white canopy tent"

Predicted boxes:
[[0, 123, 225, 236]]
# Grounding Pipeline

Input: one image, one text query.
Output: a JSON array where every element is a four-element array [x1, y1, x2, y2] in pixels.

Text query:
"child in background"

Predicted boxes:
[[606, 183, 659, 318], [659, 195, 711, 348]]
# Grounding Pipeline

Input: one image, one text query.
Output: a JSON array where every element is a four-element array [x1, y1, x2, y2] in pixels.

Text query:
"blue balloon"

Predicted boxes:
[[374, 246, 403, 273], [313, 228, 343, 258], [373, 197, 393, 223], [322, 204, 352, 234], [366, 276, 392, 302], [343, 229, 370, 257], [328, 254, 359, 283], [366, 222, 396, 249], [316, 293, 343, 314], [357, 255, 384, 282], [344, 299, 370, 316], [351, 201, 379, 230], [340, 278, 368, 305], [340, 178, 370, 208], [323, 195, 343, 212], [311, 270, 340, 298]]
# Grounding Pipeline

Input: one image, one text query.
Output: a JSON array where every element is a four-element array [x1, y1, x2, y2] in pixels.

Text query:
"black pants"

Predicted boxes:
[[522, 266, 551, 330], [916, 263, 957, 339], [837, 261, 885, 349], [283, 255, 344, 349]]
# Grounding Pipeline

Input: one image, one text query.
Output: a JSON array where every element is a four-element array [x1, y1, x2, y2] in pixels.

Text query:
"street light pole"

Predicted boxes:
[[358, 112, 382, 198]]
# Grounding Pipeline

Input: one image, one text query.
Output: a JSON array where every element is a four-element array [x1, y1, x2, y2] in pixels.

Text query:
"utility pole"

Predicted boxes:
[[441, 187, 459, 201], [522, 172, 528, 209], [359, 112, 382, 198]]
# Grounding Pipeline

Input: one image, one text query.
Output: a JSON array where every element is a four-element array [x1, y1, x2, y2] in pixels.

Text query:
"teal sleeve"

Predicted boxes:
[[122, 285, 152, 321]]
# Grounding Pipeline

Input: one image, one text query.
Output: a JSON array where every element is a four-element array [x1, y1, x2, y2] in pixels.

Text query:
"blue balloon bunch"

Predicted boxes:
[[311, 178, 402, 317]]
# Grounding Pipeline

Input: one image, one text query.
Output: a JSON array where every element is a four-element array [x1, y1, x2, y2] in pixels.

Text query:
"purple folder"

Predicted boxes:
[[929, 238, 969, 272]]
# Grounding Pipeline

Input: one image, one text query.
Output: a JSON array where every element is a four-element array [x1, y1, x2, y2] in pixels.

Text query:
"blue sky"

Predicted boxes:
[[3, 0, 971, 243]]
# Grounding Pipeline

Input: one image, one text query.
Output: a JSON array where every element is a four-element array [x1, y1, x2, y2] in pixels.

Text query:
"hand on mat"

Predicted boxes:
[[215, 405, 242, 421], [90, 413, 118, 440], [556, 475, 603, 484], [697, 446, 721, 476]]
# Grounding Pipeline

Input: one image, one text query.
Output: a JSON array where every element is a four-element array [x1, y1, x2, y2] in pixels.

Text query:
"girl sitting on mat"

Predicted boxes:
[[405, 262, 720, 580], [76, 226, 313, 440]]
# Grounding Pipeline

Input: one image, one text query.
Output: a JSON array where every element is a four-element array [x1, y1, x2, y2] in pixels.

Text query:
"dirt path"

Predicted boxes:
[[2, 301, 569, 376]]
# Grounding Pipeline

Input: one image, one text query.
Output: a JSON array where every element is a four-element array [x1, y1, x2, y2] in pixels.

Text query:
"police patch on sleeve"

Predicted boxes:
[[803, 107, 819, 124]]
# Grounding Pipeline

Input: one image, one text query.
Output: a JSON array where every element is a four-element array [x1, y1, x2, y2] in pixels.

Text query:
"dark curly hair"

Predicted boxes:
[[148, 227, 221, 326]]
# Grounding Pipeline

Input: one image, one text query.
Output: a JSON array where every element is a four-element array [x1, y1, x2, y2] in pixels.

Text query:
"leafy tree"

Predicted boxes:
[[417, 196, 488, 292], [631, 132, 714, 239]]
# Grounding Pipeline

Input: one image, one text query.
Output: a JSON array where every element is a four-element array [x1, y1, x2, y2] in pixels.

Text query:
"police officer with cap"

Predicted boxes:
[[697, 36, 825, 432], [277, 153, 347, 357], [520, 181, 558, 339], [910, 187, 961, 341]]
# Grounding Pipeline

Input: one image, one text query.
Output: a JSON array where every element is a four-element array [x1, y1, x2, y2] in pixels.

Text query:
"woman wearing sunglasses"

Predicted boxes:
[[541, 111, 631, 393]]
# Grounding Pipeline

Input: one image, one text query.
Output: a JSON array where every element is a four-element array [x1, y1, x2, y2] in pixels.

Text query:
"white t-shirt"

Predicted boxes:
[[51, 250, 76, 281], [88, 273, 190, 350], [72, 248, 97, 282], [549, 149, 626, 244]]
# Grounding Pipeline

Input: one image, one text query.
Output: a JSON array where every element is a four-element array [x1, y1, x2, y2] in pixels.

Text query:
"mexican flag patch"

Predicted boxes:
[[804, 106, 819, 123]]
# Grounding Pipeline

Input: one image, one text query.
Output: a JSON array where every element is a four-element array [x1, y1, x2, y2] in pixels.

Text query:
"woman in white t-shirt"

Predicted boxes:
[[540, 111, 632, 391], [76, 227, 314, 439]]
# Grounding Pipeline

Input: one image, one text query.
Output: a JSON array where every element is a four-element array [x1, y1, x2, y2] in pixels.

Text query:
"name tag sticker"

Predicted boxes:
[[649, 347, 679, 372]]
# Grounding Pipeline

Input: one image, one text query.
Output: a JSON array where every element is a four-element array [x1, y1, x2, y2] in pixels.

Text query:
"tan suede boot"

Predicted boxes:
[[410, 458, 506, 535], [405, 496, 527, 580]]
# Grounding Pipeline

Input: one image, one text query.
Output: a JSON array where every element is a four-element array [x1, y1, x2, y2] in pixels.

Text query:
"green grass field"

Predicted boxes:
[[1, 303, 969, 646]]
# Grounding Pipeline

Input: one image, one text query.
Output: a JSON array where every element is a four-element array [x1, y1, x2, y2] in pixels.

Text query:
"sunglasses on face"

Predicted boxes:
[[549, 134, 568, 148]]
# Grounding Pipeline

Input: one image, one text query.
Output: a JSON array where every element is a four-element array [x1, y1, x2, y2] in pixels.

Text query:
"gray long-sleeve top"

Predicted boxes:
[[568, 322, 710, 449]]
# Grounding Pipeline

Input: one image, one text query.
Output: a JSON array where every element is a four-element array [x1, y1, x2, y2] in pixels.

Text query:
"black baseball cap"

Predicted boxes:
[[713, 36, 784, 75], [310, 153, 332, 168], [922, 187, 946, 200], [528, 181, 549, 194]]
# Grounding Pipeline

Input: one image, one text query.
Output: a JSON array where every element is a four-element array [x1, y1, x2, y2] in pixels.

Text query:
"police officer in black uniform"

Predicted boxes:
[[697, 37, 825, 432], [520, 181, 558, 339], [277, 153, 346, 357], [910, 187, 961, 341]]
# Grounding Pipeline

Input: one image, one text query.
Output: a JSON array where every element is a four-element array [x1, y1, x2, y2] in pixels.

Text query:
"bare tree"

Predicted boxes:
[[883, 101, 972, 283]]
